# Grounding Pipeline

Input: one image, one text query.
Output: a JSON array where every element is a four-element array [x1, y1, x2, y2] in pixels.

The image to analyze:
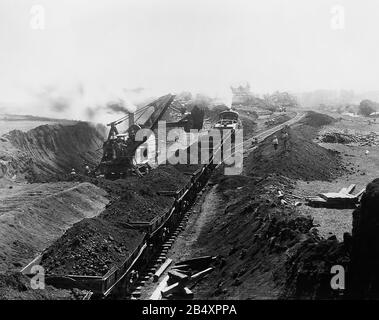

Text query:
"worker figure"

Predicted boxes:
[[282, 130, 289, 150], [161, 227, 168, 242], [129, 270, 138, 285], [272, 136, 279, 150], [84, 165, 91, 176]]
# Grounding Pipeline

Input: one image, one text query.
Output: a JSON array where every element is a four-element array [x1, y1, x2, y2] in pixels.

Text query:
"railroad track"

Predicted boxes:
[[132, 112, 306, 300], [20, 111, 305, 300], [127, 208, 194, 299]]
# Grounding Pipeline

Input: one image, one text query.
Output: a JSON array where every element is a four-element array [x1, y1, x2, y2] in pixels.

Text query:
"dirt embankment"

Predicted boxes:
[[0, 122, 105, 182], [0, 182, 109, 272], [0, 272, 88, 300], [191, 111, 351, 299], [239, 114, 257, 139], [246, 125, 344, 181], [194, 175, 315, 299]]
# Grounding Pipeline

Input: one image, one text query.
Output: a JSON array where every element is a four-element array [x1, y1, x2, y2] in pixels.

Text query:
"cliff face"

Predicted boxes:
[[0, 122, 105, 182]]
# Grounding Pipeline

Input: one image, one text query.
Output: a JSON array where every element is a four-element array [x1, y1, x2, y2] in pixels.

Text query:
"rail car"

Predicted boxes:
[[20, 110, 240, 299], [21, 160, 217, 299]]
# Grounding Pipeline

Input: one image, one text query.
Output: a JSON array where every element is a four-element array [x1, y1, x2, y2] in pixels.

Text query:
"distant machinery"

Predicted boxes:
[[213, 109, 243, 141], [96, 94, 204, 179], [230, 81, 253, 106]]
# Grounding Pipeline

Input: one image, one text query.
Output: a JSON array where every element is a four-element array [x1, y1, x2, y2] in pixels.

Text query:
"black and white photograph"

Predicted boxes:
[[0, 0, 378, 314]]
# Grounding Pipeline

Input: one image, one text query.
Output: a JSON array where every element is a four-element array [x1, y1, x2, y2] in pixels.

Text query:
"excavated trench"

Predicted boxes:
[[2, 110, 375, 300]]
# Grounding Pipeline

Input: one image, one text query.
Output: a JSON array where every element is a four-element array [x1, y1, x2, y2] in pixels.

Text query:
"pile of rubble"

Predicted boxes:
[[318, 130, 379, 146]]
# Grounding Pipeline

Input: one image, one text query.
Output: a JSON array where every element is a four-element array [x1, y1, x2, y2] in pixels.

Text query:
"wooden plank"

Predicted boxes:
[[354, 188, 366, 198], [346, 184, 356, 194], [171, 264, 191, 271], [176, 256, 215, 269], [21, 254, 42, 274], [319, 192, 356, 200], [167, 270, 190, 285], [150, 275, 169, 300], [153, 258, 172, 282], [189, 267, 214, 281], [161, 282, 183, 298]]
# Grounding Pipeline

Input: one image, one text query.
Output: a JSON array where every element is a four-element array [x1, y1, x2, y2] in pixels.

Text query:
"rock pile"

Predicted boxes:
[[318, 130, 379, 146]]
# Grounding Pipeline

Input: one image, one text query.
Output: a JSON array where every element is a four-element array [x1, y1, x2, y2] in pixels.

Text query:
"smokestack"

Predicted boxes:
[[128, 112, 134, 128]]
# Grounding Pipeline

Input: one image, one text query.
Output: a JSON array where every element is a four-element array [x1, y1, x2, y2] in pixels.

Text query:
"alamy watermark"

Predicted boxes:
[[330, 265, 345, 290], [129, 122, 244, 175], [30, 265, 45, 290]]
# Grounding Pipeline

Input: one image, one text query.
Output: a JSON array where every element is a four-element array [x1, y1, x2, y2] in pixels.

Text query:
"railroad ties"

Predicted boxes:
[[129, 210, 192, 299]]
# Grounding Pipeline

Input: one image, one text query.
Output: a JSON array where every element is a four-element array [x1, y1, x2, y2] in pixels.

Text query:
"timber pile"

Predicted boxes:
[[156, 256, 217, 299], [306, 184, 365, 209]]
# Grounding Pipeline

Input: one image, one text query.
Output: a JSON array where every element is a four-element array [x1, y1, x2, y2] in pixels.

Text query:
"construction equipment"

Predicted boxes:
[[214, 110, 242, 131], [96, 94, 204, 179], [213, 110, 243, 142]]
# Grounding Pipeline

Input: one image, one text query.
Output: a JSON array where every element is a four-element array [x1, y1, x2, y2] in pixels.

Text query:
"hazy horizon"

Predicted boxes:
[[2, 0, 379, 121]]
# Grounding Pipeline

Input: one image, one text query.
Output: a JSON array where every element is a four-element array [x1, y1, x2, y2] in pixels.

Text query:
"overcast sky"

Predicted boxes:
[[1, 0, 379, 118]]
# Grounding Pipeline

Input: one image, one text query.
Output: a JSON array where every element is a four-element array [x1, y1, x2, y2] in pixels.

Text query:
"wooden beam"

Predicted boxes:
[[153, 258, 172, 282], [167, 270, 190, 285], [354, 188, 366, 198], [150, 275, 169, 300], [346, 184, 356, 194], [189, 267, 214, 282], [161, 282, 183, 298]]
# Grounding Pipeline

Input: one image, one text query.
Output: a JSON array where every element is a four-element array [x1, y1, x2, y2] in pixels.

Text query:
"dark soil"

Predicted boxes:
[[0, 122, 105, 182], [245, 126, 345, 181], [194, 175, 317, 299], [300, 111, 336, 128], [40, 164, 198, 276], [191, 112, 351, 299], [40, 217, 144, 276], [280, 236, 349, 299], [0, 272, 87, 300]]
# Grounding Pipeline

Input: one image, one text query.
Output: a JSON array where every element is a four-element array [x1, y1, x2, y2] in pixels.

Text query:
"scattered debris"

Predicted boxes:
[[318, 130, 379, 147], [306, 184, 365, 209], [156, 256, 217, 299]]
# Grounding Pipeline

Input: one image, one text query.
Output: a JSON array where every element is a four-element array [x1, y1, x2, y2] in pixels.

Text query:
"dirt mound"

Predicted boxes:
[[192, 172, 353, 300], [0, 182, 109, 272], [41, 217, 144, 276], [193, 175, 316, 299], [280, 236, 349, 299], [319, 132, 357, 144], [0, 122, 105, 182], [239, 114, 257, 139], [318, 130, 379, 146], [301, 111, 335, 128], [39, 164, 193, 276], [246, 127, 345, 181], [0, 272, 87, 300]]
